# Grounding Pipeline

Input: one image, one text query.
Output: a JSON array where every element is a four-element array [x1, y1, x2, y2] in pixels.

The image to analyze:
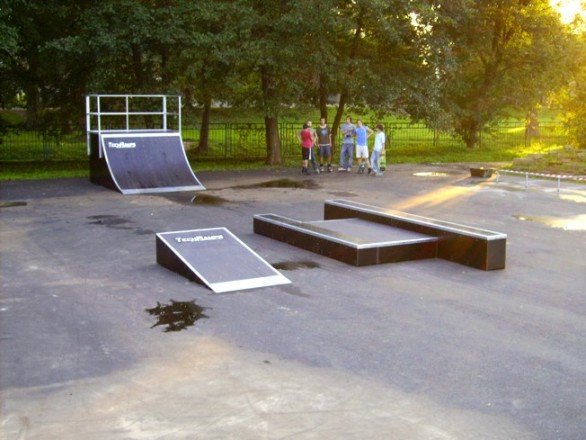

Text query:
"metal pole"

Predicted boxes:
[[177, 96, 181, 133], [125, 95, 129, 131], [97, 96, 103, 158], [163, 95, 167, 131], [86, 96, 91, 156]]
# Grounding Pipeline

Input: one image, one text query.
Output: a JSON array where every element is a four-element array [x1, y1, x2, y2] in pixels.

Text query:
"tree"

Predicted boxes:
[[80, 0, 174, 94], [168, 1, 243, 152], [558, 30, 586, 148], [427, 0, 574, 148], [0, 0, 95, 128], [0, 0, 20, 108], [234, 0, 313, 164], [295, 0, 437, 147]]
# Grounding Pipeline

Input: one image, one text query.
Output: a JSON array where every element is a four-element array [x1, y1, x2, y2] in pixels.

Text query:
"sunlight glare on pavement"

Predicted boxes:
[[390, 177, 476, 212]]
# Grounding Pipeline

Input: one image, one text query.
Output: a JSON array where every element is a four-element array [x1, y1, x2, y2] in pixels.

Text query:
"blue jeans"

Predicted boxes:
[[309, 146, 319, 171], [340, 142, 354, 169], [370, 149, 381, 173]]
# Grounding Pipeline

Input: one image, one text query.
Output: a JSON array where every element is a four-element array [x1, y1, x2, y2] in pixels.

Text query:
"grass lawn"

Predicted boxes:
[[2, 144, 585, 181], [2, 107, 583, 181]]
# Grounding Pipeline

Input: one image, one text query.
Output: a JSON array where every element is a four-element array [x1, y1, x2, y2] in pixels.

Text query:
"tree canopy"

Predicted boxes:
[[0, 0, 583, 156], [426, 0, 575, 147]]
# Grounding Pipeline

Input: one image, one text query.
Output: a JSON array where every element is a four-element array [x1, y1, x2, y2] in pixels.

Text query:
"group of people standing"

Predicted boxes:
[[298, 116, 385, 177]]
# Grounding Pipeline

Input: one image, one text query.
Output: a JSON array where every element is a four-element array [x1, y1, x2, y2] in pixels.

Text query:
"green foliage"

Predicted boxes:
[[507, 146, 586, 175], [1, 0, 583, 159], [0, 109, 25, 127], [556, 32, 586, 149], [426, 0, 576, 148]]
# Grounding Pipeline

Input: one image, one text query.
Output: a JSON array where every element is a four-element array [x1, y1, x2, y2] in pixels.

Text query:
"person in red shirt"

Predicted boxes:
[[297, 123, 316, 175]]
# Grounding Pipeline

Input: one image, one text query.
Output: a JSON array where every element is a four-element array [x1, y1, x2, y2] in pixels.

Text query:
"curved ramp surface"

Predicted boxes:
[[90, 132, 205, 195]]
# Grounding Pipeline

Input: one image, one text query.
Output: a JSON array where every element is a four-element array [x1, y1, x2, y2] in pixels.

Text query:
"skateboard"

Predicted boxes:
[[379, 150, 386, 171]]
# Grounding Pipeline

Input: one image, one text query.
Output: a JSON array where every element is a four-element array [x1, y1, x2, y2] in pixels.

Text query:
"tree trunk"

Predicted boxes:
[[160, 46, 170, 85], [319, 73, 328, 119], [198, 95, 211, 153], [261, 67, 282, 165], [131, 45, 146, 91], [328, 18, 361, 151], [331, 89, 348, 150], [265, 116, 281, 165], [460, 117, 482, 148], [24, 84, 41, 129]]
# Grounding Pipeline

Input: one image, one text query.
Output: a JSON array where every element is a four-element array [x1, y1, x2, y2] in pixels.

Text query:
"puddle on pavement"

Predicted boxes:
[[87, 215, 133, 230], [0, 201, 27, 208], [560, 194, 586, 204], [146, 299, 209, 332], [279, 284, 310, 298], [87, 214, 154, 235], [272, 260, 320, 270], [234, 178, 320, 190], [160, 192, 230, 206], [514, 214, 586, 231], [413, 172, 450, 177], [191, 193, 229, 205], [492, 185, 527, 192], [329, 191, 358, 197]]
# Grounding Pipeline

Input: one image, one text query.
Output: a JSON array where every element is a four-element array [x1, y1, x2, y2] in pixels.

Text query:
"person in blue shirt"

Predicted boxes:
[[338, 116, 356, 171], [354, 120, 374, 173]]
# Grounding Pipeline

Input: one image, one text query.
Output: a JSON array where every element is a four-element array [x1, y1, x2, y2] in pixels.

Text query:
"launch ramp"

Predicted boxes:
[[86, 94, 204, 195]]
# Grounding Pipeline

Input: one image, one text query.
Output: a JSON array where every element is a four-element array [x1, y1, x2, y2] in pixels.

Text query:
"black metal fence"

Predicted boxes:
[[0, 121, 569, 161]]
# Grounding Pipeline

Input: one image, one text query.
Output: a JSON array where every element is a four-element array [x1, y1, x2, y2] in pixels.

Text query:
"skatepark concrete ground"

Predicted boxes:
[[1, 163, 585, 440]]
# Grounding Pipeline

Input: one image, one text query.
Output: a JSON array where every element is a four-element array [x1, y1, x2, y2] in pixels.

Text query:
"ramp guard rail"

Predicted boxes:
[[86, 94, 181, 158]]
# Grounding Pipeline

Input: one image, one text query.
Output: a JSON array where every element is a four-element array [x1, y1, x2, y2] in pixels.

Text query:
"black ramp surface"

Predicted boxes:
[[156, 228, 291, 293], [101, 132, 205, 194]]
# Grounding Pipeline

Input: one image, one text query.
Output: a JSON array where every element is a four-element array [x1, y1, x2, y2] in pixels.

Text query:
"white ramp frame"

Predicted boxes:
[[86, 94, 182, 158]]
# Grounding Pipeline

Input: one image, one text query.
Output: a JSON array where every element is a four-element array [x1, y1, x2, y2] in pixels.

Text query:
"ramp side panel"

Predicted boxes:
[[89, 133, 117, 191], [156, 228, 290, 293], [100, 133, 205, 194]]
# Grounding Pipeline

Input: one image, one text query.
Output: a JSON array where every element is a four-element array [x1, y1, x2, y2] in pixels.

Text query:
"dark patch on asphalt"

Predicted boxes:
[[87, 215, 154, 235], [145, 299, 209, 332], [233, 178, 320, 190], [328, 191, 358, 197], [160, 192, 232, 206], [87, 215, 133, 230], [191, 193, 230, 205], [272, 260, 321, 270], [279, 285, 311, 298], [0, 201, 28, 208]]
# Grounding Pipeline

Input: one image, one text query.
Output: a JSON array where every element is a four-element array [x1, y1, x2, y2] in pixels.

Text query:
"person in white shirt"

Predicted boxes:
[[370, 124, 386, 176]]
